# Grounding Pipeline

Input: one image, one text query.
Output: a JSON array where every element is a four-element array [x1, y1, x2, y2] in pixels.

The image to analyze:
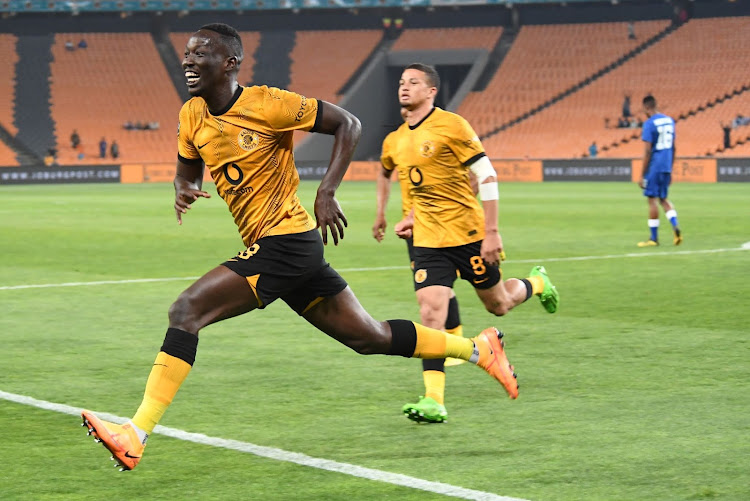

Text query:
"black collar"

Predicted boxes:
[[209, 85, 244, 116], [408, 107, 436, 130]]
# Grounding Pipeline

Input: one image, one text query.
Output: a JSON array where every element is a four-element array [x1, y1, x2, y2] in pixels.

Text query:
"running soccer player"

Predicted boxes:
[[80, 24, 519, 471], [637, 95, 682, 247], [374, 63, 560, 424], [373, 111, 470, 424]]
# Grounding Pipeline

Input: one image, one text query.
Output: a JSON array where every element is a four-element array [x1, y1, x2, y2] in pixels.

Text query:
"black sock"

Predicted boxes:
[[521, 279, 533, 301], [387, 320, 417, 358], [161, 328, 199, 366]]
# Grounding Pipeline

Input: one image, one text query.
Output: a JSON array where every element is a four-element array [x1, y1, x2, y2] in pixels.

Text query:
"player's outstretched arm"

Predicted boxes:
[[174, 158, 210, 225], [311, 101, 362, 245]]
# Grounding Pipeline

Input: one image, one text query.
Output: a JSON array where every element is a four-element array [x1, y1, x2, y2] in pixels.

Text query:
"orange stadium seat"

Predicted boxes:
[[459, 20, 668, 142], [170, 31, 260, 87], [0, 140, 19, 167], [391, 26, 503, 52], [288, 29, 381, 144], [474, 17, 750, 159], [0, 34, 18, 137], [50, 33, 183, 165]]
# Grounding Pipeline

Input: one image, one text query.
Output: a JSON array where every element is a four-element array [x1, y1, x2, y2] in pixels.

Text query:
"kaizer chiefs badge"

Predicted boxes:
[[414, 269, 427, 284], [420, 140, 435, 158], [238, 129, 259, 151]]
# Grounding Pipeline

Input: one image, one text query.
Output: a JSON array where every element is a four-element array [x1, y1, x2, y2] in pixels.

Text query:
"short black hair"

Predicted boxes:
[[643, 95, 657, 108], [200, 23, 244, 64], [406, 63, 440, 91]]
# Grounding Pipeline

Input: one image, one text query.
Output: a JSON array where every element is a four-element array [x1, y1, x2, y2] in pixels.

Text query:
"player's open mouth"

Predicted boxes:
[[185, 71, 200, 87]]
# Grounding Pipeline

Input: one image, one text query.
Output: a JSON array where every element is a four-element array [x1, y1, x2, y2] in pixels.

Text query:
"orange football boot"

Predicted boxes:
[[472, 328, 519, 399], [81, 410, 145, 471]]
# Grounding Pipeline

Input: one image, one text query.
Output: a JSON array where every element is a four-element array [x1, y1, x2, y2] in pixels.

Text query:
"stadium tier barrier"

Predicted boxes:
[[2, 158, 750, 185]]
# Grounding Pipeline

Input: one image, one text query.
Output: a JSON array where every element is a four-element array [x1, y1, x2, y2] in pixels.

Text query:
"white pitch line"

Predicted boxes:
[[1, 246, 748, 291], [0, 389, 527, 501]]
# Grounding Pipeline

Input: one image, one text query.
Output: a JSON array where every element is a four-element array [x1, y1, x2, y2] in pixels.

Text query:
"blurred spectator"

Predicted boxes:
[[588, 142, 598, 158], [721, 122, 732, 147], [78, 38, 87, 49], [617, 117, 629, 128], [731, 114, 750, 128], [99, 137, 107, 159], [65, 40, 75, 51], [622, 94, 632, 118], [44, 148, 58, 166], [123, 120, 161, 131], [627, 22, 636, 40], [110, 140, 120, 159], [604, 117, 610, 129], [70, 129, 80, 149], [629, 117, 642, 129]]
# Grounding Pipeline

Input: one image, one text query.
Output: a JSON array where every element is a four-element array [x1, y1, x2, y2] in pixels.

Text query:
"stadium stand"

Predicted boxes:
[[0, 34, 18, 137], [478, 17, 750, 159], [288, 29, 381, 144], [459, 20, 669, 140], [0, 139, 19, 167], [170, 31, 261, 88], [391, 26, 503, 52], [289, 30, 381, 105], [50, 33, 182, 165]]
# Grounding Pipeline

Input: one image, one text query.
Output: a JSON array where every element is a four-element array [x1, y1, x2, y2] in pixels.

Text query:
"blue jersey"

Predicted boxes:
[[641, 113, 675, 173]]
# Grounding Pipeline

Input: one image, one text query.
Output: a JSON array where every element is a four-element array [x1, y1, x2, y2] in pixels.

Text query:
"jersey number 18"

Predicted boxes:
[[655, 124, 674, 150]]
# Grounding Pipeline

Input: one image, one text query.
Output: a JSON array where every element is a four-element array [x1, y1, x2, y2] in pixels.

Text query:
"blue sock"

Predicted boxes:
[[665, 209, 679, 229], [648, 219, 659, 242]]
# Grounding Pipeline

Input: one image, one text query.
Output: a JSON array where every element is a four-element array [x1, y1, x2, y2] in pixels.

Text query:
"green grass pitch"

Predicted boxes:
[[1, 181, 748, 500]]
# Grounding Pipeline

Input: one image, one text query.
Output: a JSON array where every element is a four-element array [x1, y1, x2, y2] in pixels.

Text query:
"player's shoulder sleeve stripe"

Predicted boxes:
[[310, 99, 325, 133], [178, 153, 203, 165], [463, 152, 486, 167]]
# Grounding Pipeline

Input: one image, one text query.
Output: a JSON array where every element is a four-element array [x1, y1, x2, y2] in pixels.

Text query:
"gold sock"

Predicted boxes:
[[413, 322, 474, 361], [445, 325, 464, 338], [528, 275, 545, 295], [132, 352, 192, 434], [423, 370, 445, 405]]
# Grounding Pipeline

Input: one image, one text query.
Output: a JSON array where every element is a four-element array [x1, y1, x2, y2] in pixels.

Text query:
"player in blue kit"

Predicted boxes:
[[637, 95, 682, 247]]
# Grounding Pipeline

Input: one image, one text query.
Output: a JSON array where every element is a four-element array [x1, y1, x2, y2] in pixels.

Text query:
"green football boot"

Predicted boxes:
[[529, 265, 559, 313], [402, 396, 447, 424]]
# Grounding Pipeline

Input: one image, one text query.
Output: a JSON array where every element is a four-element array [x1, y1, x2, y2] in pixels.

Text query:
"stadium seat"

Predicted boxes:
[[0, 34, 19, 137], [50, 33, 183, 165]]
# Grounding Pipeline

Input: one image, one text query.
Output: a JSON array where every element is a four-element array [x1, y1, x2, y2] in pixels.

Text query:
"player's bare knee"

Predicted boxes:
[[418, 304, 443, 327], [168, 292, 200, 331], [347, 324, 390, 355]]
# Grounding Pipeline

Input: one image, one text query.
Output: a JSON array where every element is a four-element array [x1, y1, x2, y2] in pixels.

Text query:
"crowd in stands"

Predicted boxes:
[[123, 121, 160, 131], [62, 129, 120, 162], [64, 39, 87, 51]]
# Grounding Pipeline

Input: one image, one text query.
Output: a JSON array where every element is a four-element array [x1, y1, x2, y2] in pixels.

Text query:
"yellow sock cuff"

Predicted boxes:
[[412, 323, 475, 361], [528, 275, 545, 295], [132, 352, 192, 433], [423, 370, 446, 405], [445, 325, 464, 338], [412, 323, 447, 358]]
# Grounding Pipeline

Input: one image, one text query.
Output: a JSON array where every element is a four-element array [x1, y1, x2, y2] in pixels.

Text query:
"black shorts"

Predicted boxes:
[[221, 229, 348, 315], [413, 240, 501, 291]]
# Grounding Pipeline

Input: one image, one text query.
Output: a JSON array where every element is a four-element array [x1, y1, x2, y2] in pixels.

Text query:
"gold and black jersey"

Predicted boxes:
[[381, 130, 413, 219], [178, 85, 320, 247], [381, 107, 486, 248]]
